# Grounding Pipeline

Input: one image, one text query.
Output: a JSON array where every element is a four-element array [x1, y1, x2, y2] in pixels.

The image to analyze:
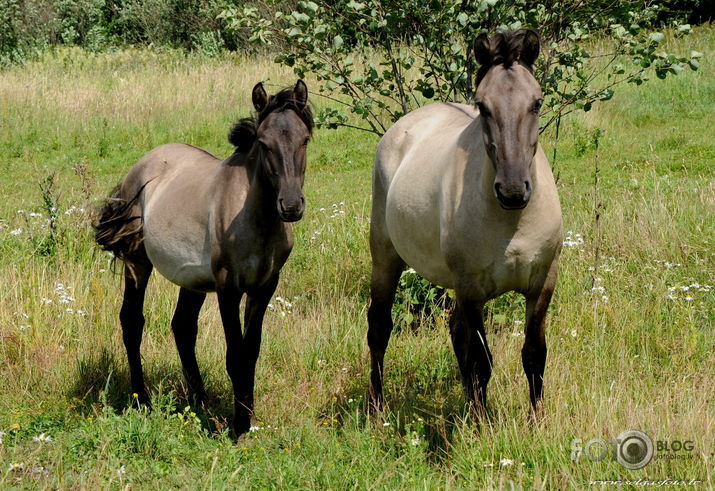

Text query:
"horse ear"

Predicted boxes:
[[520, 29, 540, 67], [473, 33, 492, 67], [293, 79, 308, 109], [252, 82, 268, 113]]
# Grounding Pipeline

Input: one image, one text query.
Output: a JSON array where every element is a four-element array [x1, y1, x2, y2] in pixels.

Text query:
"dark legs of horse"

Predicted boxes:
[[120, 260, 152, 406], [217, 269, 277, 437], [171, 287, 207, 404], [449, 297, 492, 416], [367, 246, 404, 411], [522, 257, 558, 418]]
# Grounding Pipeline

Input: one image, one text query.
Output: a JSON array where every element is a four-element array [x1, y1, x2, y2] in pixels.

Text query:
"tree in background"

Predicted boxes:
[[221, 0, 702, 134]]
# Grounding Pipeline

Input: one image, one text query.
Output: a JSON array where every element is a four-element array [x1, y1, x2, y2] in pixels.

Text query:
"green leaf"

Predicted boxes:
[[420, 86, 435, 99], [333, 35, 343, 50]]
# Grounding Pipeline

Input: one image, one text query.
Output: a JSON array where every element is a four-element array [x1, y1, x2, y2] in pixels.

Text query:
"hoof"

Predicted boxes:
[[232, 415, 251, 439]]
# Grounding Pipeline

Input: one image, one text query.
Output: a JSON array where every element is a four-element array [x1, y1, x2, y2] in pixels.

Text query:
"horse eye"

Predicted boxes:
[[532, 99, 543, 113], [477, 102, 490, 117], [303, 137, 309, 146]]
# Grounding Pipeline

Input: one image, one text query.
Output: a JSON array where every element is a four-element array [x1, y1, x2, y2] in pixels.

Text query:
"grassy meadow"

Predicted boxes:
[[0, 27, 713, 488]]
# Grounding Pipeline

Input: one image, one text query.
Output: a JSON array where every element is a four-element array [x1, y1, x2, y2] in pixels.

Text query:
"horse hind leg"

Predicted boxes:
[[367, 228, 405, 411], [120, 259, 152, 406], [522, 257, 558, 419], [171, 288, 207, 405]]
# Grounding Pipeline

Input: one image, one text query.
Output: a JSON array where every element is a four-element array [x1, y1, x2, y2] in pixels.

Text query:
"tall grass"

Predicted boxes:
[[0, 28, 713, 488]]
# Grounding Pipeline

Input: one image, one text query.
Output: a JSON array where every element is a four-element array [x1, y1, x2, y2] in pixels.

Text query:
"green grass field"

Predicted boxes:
[[0, 27, 713, 489]]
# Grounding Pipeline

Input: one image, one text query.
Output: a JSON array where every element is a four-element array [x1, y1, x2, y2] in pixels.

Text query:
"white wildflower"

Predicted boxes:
[[10, 228, 22, 236], [32, 433, 52, 443], [500, 458, 514, 467]]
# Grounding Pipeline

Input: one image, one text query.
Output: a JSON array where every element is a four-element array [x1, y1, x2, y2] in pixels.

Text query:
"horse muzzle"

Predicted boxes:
[[278, 197, 305, 222], [494, 180, 531, 210]]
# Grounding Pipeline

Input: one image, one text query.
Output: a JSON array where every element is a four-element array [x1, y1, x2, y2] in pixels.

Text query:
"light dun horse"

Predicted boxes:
[[368, 30, 562, 417], [94, 80, 313, 436]]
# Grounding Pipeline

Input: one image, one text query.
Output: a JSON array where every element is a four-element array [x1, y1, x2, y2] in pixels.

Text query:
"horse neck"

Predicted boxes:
[[220, 149, 280, 225]]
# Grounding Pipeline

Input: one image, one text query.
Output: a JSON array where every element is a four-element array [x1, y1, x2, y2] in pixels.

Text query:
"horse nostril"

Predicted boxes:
[[494, 182, 502, 198], [278, 198, 285, 212], [524, 180, 531, 193]]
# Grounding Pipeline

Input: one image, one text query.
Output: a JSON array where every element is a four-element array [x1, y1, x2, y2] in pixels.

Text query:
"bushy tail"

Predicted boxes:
[[92, 183, 146, 260]]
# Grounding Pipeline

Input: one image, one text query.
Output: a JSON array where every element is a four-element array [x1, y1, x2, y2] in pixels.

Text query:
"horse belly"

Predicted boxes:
[[385, 165, 453, 288], [143, 211, 216, 292]]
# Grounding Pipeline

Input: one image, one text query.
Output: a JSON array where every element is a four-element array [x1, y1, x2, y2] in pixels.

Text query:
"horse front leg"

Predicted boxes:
[[238, 276, 279, 428], [216, 269, 248, 436], [522, 257, 558, 419], [449, 296, 492, 416]]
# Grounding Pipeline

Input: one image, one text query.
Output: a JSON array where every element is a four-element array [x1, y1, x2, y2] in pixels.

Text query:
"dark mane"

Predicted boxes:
[[475, 30, 537, 87], [228, 86, 314, 153]]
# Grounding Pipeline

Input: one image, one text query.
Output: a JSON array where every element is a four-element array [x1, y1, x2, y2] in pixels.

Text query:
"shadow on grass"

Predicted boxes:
[[321, 370, 472, 463], [68, 347, 234, 435]]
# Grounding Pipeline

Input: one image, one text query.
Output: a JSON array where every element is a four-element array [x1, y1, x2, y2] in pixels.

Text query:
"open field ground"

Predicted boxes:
[[0, 27, 713, 488]]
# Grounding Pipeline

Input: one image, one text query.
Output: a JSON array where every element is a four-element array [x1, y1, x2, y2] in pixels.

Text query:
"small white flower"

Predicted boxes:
[[666, 294, 677, 300], [382, 422, 390, 427], [117, 465, 126, 476], [684, 296, 694, 301], [41, 298, 53, 304], [499, 458, 514, 467], [410, 436, 421, 446], [317, 359, 327, 367], [10, 228, 22, 236], [32, 433, 52, 443], [9, 462, 24, 471], [19, 324, 31, 331], [570, 329, 577, 338], [249, 425, 261, 432]]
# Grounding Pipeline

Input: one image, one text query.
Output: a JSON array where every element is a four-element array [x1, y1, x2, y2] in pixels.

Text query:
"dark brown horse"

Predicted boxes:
[[93, 80, 313, 436]]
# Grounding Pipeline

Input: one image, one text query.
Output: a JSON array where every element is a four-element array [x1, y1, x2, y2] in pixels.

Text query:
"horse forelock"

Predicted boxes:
[[476, 30, 535, 87], [227, 86, 314, 153]]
